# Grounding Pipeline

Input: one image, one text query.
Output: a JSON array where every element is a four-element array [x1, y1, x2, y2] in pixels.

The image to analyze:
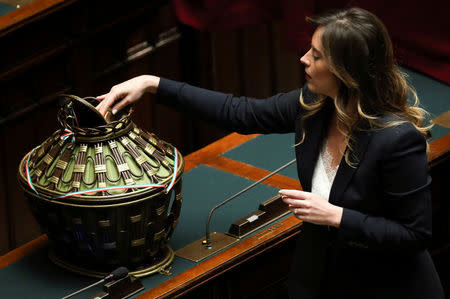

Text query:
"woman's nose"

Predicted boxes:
[[300, 52, 310, 66], [300, 54, 310, 66]]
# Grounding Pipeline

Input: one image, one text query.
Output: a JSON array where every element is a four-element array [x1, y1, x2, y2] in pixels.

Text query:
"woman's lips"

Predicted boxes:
[[305, 73, 311, 80]]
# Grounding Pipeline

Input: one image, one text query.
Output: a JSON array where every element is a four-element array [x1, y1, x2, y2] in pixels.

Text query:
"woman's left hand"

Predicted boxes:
[[279, 189, 343, 227]]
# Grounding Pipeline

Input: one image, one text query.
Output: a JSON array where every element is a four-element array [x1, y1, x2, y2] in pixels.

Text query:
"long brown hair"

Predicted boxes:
[[298, 8, 431, 165]]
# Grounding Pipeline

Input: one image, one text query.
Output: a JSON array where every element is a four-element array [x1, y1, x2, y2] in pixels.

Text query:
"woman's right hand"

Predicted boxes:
[[96, 75, 160, 117]]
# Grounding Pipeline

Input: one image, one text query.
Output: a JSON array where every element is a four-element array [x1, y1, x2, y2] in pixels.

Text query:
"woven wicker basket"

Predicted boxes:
[[17, 95, 184, 278]]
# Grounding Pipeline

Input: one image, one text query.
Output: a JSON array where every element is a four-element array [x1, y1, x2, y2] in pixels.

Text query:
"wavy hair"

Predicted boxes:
[[298, 8, 431, 166]]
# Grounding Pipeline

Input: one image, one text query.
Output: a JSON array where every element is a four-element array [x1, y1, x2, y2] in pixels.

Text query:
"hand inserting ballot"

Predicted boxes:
[[96, 75, 160, 117], [279, 189, 343, 227]]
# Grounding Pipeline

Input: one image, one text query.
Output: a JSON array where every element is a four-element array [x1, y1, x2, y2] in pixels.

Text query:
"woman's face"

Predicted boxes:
[[300, 26, 339, 99]]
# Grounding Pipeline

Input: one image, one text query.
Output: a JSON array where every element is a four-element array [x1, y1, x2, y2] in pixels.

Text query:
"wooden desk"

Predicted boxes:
[[0, 133, 303, 298], [0, 127, 449, 298], [0, 0, 73, 36]]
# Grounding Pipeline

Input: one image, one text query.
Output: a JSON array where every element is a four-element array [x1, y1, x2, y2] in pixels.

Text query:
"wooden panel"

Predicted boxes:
[[271, 21, 304, 92], [0, 0, 73, 36], [3, 113, 42, 248], [138, 216, 302, 298], [1, 75, 40, 250], [125, 58, 156, 134], [210, 29, 242, 94], [151, 39, 192, 153], [66, 43, 92, 95], [180, 237, 295, 298], [429, 133, 450, 166], [0, 235, 48, 268], [30, 53, 70, 99], [1, 1, 35, 6], [182, 133, 258, 172], [0, 2, 78, 80], [0, 129, 10, 254], [0, 77, 34, 121], [241, 23, 273, 98], [88, 4, 176, 81], [184, 29, 234, 150]]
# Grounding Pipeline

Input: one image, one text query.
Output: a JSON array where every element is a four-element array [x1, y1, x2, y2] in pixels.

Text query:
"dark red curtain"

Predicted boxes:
[[173, 0, 450, 85]]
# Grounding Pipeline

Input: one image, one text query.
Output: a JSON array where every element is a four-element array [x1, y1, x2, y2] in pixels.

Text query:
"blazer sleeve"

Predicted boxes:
[[156, 78, 302, 134], [339, 125, 432, 251]]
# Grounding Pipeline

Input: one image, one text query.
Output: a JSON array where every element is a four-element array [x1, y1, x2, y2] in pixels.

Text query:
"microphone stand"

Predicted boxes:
[[203, 158, 296, 249], [61, 275, 112, 299], [61, 267, 129, 299]]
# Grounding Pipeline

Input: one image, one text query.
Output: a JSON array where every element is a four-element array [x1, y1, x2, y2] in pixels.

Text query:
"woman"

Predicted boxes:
[[96, 8, 444, 299]]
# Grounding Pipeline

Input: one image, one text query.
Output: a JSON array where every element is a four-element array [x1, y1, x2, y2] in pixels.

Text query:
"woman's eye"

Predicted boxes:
[[313, 55, 319, 61]]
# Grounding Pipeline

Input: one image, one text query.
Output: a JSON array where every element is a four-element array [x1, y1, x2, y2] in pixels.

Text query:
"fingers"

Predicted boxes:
[[279, 189, 309, 199], [279, 189, 310, 211], [95, 96, 109, 115], [279, 189, 310, 206], [284, 197, 310, 209], [293, 207, 306, 216], [111, 94, 133, 115], [95, 101, 106, 115], [95, 75, 157, 117], [96, 91, 122, 116], [96, 93, 108, 101], [290, 207, 309, 222], [280, 189, 336, 226]]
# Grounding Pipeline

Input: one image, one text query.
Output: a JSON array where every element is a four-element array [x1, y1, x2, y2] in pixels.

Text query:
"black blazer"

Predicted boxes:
[[157, 79, 444, 299], [290, 92, 443, 299]]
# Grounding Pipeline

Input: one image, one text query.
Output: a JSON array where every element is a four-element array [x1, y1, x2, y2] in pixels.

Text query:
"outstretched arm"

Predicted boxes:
[[97, 75, 304, 134]]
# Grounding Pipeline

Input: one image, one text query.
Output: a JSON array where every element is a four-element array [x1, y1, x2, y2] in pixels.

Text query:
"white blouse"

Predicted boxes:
[[311, 139, 338, 201]]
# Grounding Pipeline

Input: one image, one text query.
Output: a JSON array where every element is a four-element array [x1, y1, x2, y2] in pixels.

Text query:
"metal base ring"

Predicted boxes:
[[48, 246, 174, 278]]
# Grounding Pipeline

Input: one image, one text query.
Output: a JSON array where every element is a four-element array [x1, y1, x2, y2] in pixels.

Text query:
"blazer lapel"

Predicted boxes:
[[296, 104, 333, 192], [329, 129, 372, 205]]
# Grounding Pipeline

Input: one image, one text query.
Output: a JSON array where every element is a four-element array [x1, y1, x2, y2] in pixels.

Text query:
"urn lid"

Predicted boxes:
[[18, 95, 183, 204]]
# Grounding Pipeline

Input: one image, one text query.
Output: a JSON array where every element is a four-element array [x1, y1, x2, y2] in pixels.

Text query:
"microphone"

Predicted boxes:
[[203, 158, 296, 248], [107, 266, 129, 280], [61, 267, 129, 299]]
